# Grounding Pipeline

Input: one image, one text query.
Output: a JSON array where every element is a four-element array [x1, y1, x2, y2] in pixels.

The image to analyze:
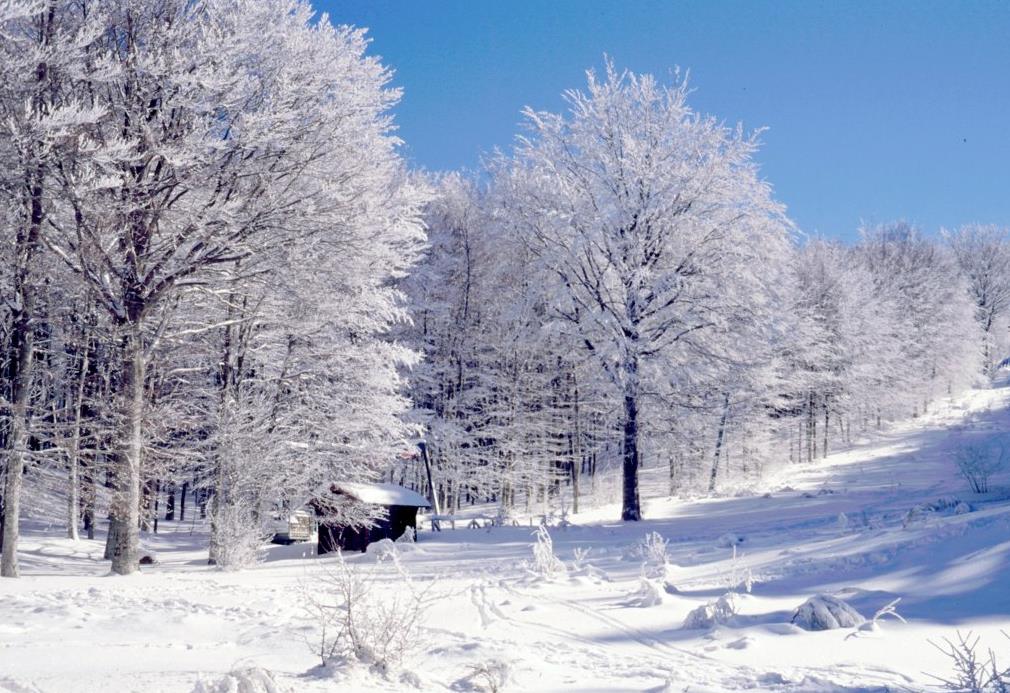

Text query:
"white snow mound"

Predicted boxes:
[[791, 594, 865, 631], [683, 592, 739, 630], [192, 667, 284, 693]]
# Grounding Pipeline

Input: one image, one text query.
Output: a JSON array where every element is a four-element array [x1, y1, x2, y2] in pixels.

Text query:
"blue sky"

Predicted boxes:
[[317, 1, 1010, 241]]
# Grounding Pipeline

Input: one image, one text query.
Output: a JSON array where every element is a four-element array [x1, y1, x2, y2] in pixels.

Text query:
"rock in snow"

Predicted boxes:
[[791, 594, 865, 631]]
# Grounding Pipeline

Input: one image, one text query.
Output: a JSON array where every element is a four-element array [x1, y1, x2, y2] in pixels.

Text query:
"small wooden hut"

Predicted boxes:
[[316, 482, 431, 554]]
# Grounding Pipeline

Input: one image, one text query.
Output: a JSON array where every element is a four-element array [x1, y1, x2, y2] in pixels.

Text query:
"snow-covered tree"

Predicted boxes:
[[492, 61, 792, 519], [945, 224, 1010, 375]]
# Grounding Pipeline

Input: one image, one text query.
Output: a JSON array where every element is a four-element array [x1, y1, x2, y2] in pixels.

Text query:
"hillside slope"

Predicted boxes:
[[2, 384, 1009, 692]]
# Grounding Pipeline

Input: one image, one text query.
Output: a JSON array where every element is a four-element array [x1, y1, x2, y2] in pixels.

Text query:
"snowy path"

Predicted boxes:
[[2, 386, 1010, 692]]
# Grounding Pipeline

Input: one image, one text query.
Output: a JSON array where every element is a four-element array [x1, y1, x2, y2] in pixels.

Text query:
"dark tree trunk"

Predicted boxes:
[[165, 482, 175, 521], [179, 480, 189, 522], [709, 392, 731, 492], [621, 389, 642, 521]]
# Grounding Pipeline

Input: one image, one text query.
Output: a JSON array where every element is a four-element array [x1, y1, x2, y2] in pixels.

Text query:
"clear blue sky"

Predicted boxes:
[[317, 0, 1010, 240]]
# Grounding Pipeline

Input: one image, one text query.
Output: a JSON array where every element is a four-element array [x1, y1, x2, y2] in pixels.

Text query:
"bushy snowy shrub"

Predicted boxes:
[[211, 501, 267, 571], [366, 538, 398, 561], [629, 531, 670, 579], [464, 659, 512, 692], [529, 525, 566, 580], [192, 667, 283, 693], [301, 550, 431, 673], [956, 442, 1007, 494], [929, 630, 1010, 693], [627, 577, 664, 608], [682, 592, 739, 630], [791, 594, 865, 631]]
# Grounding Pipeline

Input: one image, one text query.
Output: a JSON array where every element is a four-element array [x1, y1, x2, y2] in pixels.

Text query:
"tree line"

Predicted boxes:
[[397, 63, 1008, 523]]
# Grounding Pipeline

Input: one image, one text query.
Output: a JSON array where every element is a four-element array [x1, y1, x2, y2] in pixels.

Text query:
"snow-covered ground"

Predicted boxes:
[[3, 385, 1010, 692]]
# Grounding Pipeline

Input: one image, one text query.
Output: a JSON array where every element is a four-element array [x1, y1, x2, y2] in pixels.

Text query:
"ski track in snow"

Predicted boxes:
[[3, 385, 1010, 691]]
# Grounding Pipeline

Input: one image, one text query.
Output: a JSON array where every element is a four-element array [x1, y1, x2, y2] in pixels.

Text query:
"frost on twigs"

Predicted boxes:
[[460, 659, 512, 693], [192, 667, 284, 693], [682, 592, 739, 630], [955, 441, 1007, 494], [928, 630, 1010, 693], [210, 501, 269, 571], [627, 531, 671, 580], [527, 525, 566, 580], [791, 594, 865, 631], [299, 550, 432, 676], [847, 597, 907, 638]]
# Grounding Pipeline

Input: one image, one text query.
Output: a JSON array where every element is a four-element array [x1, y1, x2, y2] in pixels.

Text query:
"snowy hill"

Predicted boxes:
[[3, 385, 1010, 692]]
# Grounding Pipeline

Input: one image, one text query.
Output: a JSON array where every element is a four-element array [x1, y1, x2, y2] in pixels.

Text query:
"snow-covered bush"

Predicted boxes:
[[463, 659, 512, 692], [366, 538, 398, 561], [682, 592, 739, 630], [629, 531, 670, 579], [956, 442, 1007, 494], [791, 594, 865, 631], [929, 630, 1010, 693], [571, 547, 591, 571], [301, 550, 431, 673], [192, 667, 283, 693], [210, 501, 267, 571], [627, 577, 665, 608], [529, 525, 566, 580]]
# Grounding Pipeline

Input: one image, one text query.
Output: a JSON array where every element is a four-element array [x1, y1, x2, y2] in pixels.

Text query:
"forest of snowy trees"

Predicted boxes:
[[1, 1, 1009, 577]]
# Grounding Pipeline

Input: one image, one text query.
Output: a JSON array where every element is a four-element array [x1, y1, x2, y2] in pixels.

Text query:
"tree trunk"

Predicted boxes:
[[0, 308, 35, 577], [822, 403, 829, 459], [0, 171, 44, 578], [165, 482, 175, 521], [708, 392, 731, 493], [620, 382, 642, 521], [109, 324, 145, 575], [67, 347, 89, 541], [179, 480, 188, 522]]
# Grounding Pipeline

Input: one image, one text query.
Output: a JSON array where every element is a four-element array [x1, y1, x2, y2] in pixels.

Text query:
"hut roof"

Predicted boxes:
[[332, 482, 431, 508]]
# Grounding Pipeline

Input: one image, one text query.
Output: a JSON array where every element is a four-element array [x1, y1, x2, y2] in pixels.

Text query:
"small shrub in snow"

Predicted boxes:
[[791, 594, 865, 631], [464, 659, 511, 693], [530, 525, 566, 579], [192, 667, 283, 693], [956, 442, 1007, 494], [627, 577, 664, 608], [366, 538, 398, 561], [868, 597, 906, 628], [632, 531, 670, 579], [929, 630, 1010, 693], [571, 546, 591, 571], [300, 550, 431, 673], [682, 592, 739, 630]]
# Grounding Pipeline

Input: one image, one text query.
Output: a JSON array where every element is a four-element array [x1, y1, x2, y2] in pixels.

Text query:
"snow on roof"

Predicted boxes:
[[332, 482, 431, 508]]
